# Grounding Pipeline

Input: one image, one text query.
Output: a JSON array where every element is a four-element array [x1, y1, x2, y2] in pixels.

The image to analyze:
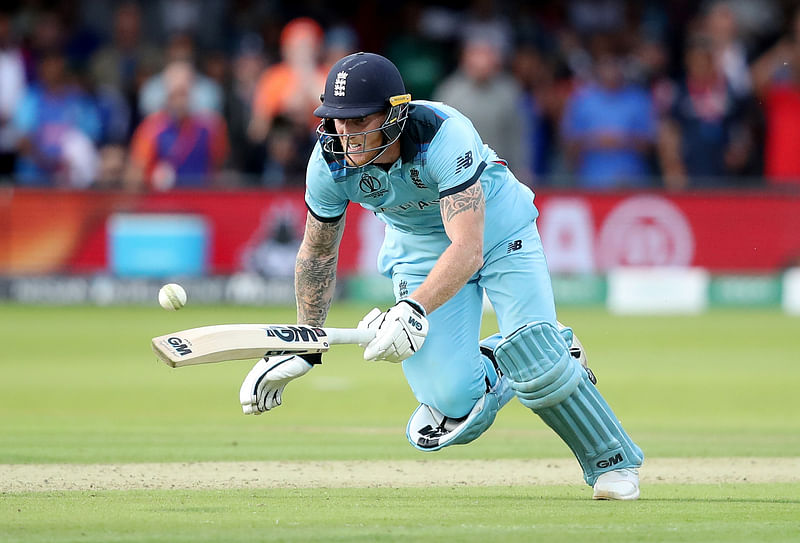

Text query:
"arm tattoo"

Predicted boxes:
[[440, 182, 484, 223], [295, 214, 345, 327]]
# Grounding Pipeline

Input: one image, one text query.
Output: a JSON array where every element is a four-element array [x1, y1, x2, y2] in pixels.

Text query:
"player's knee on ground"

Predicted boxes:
[[406, 336, 513, 451], [494, 321, 643, 485], [406, 374, 512, 452]]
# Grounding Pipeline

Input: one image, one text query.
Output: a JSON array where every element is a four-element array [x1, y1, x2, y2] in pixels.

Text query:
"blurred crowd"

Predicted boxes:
[[2, 0, 800, 191]]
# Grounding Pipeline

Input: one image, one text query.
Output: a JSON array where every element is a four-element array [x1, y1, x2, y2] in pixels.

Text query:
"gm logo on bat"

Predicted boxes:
[[167, 337, 192, 355], [265, 325, 328, 343]]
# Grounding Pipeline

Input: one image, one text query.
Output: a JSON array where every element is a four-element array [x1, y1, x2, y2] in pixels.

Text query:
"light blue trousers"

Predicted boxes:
[[392, 221, 556, 418]]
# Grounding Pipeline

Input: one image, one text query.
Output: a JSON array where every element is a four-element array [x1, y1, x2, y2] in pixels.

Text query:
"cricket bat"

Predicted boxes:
[[152, 324, 375, 367]]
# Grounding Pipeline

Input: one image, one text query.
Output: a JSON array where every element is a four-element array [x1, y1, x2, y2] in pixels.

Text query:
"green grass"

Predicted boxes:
[[1, 303, 799, 541], [3, 486, 799, 543]]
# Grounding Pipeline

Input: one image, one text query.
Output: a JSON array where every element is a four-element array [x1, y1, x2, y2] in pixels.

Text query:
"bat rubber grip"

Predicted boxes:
[[324, 328, 376, 345]]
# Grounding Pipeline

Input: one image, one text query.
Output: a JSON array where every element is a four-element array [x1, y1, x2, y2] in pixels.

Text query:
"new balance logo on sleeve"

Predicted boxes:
[[507, 240, 522, 253], [455, 151, 473, 174]]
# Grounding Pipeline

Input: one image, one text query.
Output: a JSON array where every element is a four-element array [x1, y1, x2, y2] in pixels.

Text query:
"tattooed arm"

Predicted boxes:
[[295, 212, 346, 326], [409, 181, 485, 313]]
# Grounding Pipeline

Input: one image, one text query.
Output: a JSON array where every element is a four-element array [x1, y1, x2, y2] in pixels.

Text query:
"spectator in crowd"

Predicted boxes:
[[434, 34, 529, 180], [248, 17, 326, 145], [385, 2, 448, 101], [322, 24, 359, 72], [704, 1, 752, 98], [0, 10, 26, 179], [561, 50, 657, 189], [20, 10, 66, 82], [6, 1, 800, 191], [89, 2, 160, 123], [154, 0, 228, 52], [459, 0, 514, 59], [512, 43, 566, 182], [125, 61, 229, 190], [658, 35, 752, 190], [138, 33, 223, 116], [751, 8, 800, 186], [13, 50, 101, 187], [87, 79, 131, 189], [629, 35, 676, 119], [261, 115, 314, 187], [224, 33, 267, 179], [567, 0, 626, 36]]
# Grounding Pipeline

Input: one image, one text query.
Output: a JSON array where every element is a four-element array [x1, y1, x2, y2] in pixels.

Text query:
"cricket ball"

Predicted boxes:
[[158, 283, 187, 311]]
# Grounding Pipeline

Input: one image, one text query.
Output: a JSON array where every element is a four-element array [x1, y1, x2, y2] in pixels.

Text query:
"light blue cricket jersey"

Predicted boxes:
[[305, 100, 539, 277]]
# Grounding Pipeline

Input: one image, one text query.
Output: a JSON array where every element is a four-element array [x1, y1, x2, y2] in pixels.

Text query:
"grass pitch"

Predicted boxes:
[[1, 303, 799, 541]]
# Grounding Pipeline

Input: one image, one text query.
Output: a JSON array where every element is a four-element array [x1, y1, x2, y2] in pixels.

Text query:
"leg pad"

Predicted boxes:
[[494, 322, 643, 485]]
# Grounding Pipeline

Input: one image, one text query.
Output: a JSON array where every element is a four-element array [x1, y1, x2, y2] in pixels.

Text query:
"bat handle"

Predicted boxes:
[[324, 327, 376, 345]]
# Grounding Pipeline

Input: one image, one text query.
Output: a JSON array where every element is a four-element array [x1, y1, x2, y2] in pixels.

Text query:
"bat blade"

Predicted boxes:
[[152, 324, 374, 367], [152, 324, 331, 367]]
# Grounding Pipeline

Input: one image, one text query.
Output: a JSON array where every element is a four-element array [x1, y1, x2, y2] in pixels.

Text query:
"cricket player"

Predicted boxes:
[[240, 52, 643, 500]]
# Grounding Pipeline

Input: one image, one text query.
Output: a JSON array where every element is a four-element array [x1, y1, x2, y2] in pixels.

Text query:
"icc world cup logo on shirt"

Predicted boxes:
[[359, 173, 388, 198]]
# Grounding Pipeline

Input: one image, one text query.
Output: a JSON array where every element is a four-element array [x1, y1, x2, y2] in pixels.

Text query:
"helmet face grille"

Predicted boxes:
[[316, 103, 409, 169], [314, 53, 410, 168]]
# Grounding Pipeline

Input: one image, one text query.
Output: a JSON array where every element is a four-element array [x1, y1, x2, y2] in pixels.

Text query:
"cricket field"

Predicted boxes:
[[1, 303, 798, 542]]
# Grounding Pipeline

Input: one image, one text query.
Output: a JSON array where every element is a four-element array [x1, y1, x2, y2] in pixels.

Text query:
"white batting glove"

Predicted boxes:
[[239, 355, 313, 414], [358, 300, 428, 363]]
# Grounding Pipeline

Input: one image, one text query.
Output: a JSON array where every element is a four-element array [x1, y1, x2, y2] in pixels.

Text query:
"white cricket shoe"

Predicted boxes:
[[592, 468, 640, 500]]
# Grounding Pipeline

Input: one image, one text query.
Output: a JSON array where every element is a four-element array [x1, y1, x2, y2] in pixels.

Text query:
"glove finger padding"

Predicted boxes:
[[363, 300, 428, 362], [240, 355, 312, 414], [357, 308, 384, 346], [364, 319, 404, 362]]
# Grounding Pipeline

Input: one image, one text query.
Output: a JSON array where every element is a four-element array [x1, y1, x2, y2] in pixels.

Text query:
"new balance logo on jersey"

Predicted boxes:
[[507, 240, 522, 253], [455, 151, 473, 174], [333, 71, 348, 97]]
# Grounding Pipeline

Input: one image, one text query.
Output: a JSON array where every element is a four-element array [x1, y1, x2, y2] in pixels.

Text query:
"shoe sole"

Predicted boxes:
[[592, 488, 640, 501]]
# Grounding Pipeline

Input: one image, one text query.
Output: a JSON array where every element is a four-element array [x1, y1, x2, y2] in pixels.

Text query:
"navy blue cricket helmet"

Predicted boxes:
[[315, 52, 411, 167]]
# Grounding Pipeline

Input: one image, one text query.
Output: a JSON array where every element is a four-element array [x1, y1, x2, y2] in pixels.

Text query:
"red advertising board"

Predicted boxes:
[[535, 191, 800, 272], [1, 188, 798, 275]]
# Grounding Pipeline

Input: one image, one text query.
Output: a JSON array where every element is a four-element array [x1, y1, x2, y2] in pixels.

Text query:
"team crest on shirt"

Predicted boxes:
[[409, 168, 427, 189], [333, 71, 348, 97]]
